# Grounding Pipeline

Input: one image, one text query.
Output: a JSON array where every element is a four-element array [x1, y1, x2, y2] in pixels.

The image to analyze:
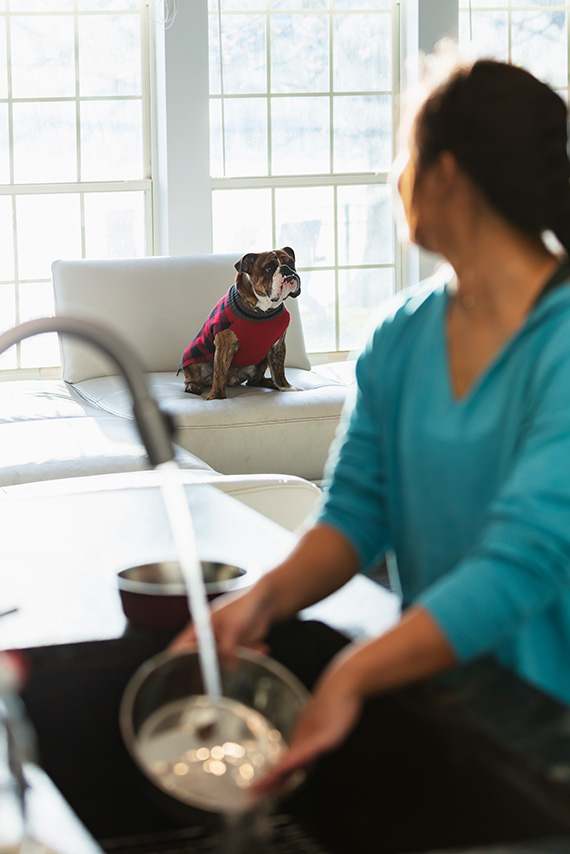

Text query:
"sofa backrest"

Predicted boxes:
[[52, 255, 311, 383]]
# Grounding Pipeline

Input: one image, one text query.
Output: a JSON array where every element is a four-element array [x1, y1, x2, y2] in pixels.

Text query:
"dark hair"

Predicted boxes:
[[414, 59, 570, 255]]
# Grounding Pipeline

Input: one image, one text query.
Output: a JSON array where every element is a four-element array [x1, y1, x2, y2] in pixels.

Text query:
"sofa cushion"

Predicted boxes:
[[70, 368, 349, 482], [0, 379, 101, 422], [52, 255, 311, 383], [0, 380, 214, 487]]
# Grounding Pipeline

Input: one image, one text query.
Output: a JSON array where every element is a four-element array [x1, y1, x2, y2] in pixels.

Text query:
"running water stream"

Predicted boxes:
[[157, 461, 222, 705], [144, 462, 286, 816]]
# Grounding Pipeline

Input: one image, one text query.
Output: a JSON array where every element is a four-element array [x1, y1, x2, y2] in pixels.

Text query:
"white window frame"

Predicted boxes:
[[0, 0, 459, 377], [152, 0, 458, 322], [0, 0, 153, 379]]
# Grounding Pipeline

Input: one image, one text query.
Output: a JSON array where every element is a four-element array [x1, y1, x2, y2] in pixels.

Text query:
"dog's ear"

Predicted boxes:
[[281, 247, 295, 264], [235, 253, 258, 275]]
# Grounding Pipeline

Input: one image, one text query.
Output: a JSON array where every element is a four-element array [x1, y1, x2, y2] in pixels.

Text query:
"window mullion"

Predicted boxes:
[[217, 0, 227, 178], [266, 1, 272, 178], [5, 1, 20, 366], [74, 0, 81, 183]]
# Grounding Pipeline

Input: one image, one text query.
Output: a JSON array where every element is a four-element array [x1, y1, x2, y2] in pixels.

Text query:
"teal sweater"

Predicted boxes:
[[317, 266, 570, 706]]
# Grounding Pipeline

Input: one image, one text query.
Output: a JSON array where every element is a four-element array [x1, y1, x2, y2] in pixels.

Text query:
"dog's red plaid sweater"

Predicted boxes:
[[179, 285, 290, 371]]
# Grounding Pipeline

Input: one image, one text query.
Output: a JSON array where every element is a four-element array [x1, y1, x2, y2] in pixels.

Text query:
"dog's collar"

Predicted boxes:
[[229, 284, 286, 321]]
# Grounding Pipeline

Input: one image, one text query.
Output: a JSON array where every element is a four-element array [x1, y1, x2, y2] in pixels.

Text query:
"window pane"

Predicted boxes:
[[298, 269, 335, 351], [13, 101, 77, 182], [11, 0, 73, 11], [0, 285, 16, 369], [19, 282, 59, 368], [337, 184, 393, 266], [275, 186, 334, 268], [16, 194, 81, 280], [11, 16, 75, 99], [512, 0, 562, 6], [221, 15, 266, 94], [212, 188, 272, 253], [0, 104, 9, 182], [271, 14, 329, 94], [221, 0, 264, 10], [84, 191, 145, 258], [0, 197, 14, 280], [511, 11, 567, 89], [0, 18, 7, 98], [333, 0, 390, 8], [271, 96, 330, 174], [461, 0, 506, 7], [223, 97, 267, 176], [333, 13, 391, 92], [80, 99, 143, 180], [209, 14, 222, 96], [78, 0, 140, 10], [458, 10, 508, 61], [79, 15, 141, 96], [271, 0, 327, 9], [339, 266, 394, 351], [333, 94, 391, 173]]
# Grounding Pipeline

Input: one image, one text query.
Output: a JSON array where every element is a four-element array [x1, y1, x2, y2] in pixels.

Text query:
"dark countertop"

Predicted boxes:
[[1, 472, 570, 853]]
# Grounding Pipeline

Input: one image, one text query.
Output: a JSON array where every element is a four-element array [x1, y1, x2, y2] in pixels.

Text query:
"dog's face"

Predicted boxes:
[[234, 247, 301, 312]]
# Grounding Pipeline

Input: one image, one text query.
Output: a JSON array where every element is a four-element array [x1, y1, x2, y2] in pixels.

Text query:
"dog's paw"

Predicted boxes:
[[278, 385, 303, 392], [184, 384, 202, 395], [206, 389, 227, 400]]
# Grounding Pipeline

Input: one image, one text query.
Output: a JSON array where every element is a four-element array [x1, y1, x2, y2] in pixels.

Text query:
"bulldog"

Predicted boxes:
[[179, 247, 302, 400]]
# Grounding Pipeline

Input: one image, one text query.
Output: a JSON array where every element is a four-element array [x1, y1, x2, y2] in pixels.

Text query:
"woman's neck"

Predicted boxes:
[[443, 220, 562, 399], [444, 218, 560, 325]]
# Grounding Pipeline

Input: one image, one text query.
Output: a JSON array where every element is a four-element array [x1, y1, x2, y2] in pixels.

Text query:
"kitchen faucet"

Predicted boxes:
[[0, 314, 181, 848]]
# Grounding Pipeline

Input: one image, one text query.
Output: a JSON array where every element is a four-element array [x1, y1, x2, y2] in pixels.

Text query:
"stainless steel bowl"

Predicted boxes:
[[119, 647, 309, 814], [116, 560, 248, 630]]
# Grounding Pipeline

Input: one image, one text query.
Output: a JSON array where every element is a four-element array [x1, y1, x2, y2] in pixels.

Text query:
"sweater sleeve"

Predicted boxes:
[[315, 330, 392, 572], [417, 336, 570, 661]]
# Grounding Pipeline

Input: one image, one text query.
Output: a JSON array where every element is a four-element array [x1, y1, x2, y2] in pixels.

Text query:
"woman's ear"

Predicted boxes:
[[432, 151, 461, 198]]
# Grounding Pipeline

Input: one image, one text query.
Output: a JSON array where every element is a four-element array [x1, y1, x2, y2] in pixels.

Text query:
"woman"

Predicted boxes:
[[173, 58, 570, 795]]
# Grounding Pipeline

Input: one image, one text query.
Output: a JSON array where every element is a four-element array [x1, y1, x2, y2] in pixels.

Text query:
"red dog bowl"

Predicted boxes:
[[117, 560, 248, 630]]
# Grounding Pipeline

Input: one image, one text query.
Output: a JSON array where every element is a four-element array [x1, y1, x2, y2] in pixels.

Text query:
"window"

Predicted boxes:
[[458, 0, 568, 96], [208, 0, 396, 354], [0, 0, 151, 373]]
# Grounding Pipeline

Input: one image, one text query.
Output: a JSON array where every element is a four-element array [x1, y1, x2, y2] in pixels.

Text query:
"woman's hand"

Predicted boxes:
[[253, 606, 457, 798], [252, 655, 364, 799], [170, 525, 361, 658], [169, 580, 273, 659]]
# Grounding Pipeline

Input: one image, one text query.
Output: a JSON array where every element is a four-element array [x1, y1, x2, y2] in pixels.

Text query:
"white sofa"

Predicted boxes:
[[0, 253, 355, 532], [50, 254, 353, 483]]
